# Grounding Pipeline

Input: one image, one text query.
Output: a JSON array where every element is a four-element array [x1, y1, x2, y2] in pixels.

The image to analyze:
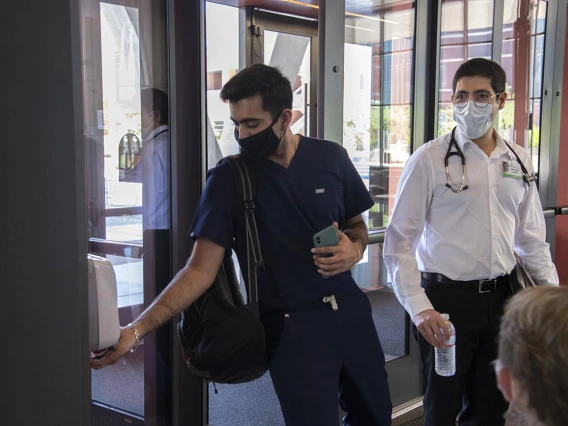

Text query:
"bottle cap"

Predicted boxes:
[[440, 313, 449, 321]]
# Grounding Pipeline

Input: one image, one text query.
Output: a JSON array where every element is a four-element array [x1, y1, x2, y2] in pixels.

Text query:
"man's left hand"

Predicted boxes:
[[311, 223, 361, 277]]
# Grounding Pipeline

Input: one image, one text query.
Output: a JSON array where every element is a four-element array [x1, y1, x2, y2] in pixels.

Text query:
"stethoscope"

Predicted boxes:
[[445, 127, 536, 193]]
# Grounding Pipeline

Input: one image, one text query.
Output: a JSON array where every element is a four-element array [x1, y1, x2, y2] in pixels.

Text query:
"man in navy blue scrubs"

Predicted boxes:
[[92, 64, 392, 425]]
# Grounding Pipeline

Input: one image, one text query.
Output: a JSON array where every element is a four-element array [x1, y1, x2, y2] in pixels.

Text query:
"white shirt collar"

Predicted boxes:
[[143, 125, 169, 143], [453, 126, 510, 159]]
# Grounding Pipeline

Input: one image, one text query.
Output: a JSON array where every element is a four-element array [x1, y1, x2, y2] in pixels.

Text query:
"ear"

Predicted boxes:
[[497, 92, 508, 111], [279, 109, 294, 131], [153, 110, 162, 124], [496, 364, 513, 402]]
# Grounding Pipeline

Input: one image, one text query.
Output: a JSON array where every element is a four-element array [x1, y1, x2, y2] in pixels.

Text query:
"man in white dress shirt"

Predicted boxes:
[[384, 58, 558, 426], [141, 88, 170, 233]]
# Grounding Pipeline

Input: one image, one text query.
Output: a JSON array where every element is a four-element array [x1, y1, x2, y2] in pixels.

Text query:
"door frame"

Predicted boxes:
[[246, 8, 319, 137]]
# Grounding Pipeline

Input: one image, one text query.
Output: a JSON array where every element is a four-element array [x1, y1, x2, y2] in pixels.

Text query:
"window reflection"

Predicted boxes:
[[205, 2, 240, 166], [499, 0, 548, 173], [83, 0, 172, 422], [264, 30, 311, 136], [438, 0, 495, 137], [100, 3, 144, 243], [351, 243, 407, 361], [344, 3, 415, 231], [343, 0, 413, 366]]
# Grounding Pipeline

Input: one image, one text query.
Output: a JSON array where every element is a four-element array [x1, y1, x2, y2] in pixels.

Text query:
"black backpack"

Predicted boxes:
[[176, 155, 268, 384]]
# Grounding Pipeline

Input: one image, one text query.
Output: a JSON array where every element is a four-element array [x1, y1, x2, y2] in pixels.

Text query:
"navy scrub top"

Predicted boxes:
[[190, 136, 374, 312]]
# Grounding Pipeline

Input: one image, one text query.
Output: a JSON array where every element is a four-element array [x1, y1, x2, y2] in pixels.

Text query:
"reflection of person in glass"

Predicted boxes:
[[92, 65, 392, 425], [141, 88, 170, 232], [384, 58, 558, 426]]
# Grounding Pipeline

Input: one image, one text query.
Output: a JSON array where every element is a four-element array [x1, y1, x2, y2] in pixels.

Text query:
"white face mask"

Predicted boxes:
[[453, 102, 496, 140], [141, 110, 156, 139]]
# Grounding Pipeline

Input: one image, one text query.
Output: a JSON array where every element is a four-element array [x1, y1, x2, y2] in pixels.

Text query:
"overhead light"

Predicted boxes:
[[280, 0, 401, 25], [345, 24, 376, 32], [345, 11, 400, 25], [281, 0, 318, 9]]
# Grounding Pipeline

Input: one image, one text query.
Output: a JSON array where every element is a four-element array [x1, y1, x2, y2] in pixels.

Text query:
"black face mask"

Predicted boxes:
[[234, 113, 283, 161]]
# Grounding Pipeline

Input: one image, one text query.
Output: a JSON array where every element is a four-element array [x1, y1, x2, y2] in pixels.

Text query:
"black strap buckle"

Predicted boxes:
[[479, 279, 497, 293], [244, 200, 255, 211], [523, 173, 536, 186]]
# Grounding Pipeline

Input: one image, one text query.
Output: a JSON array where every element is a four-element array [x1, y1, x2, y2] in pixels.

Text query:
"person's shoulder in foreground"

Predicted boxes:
[[496, 286, 568, 426]]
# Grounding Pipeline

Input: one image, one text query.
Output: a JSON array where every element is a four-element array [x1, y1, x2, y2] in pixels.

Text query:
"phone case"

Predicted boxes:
[[313, 225, 339, 257]]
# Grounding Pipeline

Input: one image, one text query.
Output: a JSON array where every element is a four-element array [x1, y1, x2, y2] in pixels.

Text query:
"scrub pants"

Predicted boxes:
[[262, 285, 392, 426], [415, 276, 511, 426]]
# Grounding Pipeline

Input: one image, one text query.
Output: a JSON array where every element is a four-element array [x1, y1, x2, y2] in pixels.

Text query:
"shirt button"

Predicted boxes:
[[492, 210, 496, 214], [492, 185, 497, 190]]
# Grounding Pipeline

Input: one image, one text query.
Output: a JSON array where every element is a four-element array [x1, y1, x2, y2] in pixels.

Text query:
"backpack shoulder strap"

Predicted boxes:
[[224, 155, 264, 309]]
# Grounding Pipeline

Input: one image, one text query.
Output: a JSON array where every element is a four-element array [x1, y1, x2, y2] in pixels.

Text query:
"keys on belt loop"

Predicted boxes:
[[322, 294, 338, 310]]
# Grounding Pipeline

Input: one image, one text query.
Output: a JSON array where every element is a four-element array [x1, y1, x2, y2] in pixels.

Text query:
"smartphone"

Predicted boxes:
[[313, 225, 339, 258]]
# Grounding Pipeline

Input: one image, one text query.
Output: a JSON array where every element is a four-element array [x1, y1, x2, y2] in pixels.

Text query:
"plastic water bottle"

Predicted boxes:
[[435, 313, 456, 376]]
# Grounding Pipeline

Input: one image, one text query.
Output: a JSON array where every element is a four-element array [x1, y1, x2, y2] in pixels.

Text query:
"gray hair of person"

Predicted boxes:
[[498, 286, 568, 426]]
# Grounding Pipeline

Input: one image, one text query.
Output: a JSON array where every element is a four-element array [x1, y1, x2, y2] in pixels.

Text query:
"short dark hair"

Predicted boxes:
[[141, 88, 169, 125], [220, 64, 293, 119], [452, 58, 507, 94]]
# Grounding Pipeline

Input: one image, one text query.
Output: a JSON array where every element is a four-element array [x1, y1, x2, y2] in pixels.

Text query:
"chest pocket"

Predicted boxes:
[[311, 183, 344, 230], [495, 173, 529, 210]]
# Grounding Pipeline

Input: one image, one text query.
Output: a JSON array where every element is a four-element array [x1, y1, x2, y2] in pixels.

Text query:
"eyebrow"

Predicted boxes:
[[455, 89, 493, 95], [230, 117, 262, 125]]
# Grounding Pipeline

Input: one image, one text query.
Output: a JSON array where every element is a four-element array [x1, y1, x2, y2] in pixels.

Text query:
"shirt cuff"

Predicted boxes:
[[404, 292, 434, 320]]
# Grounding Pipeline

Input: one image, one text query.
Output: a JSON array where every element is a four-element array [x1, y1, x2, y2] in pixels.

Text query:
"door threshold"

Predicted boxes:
[[392, 397, 423, 426]]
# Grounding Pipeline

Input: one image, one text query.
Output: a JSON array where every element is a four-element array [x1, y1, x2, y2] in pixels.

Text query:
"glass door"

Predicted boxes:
[[253, 10, 318, 137], [497, 0, 550, 177], [343, 0, 422, 407], [204, 5, 319, 425], [80, 0, 173, 424], [555, 4, 568, 283], [263, 30, 312, 136]]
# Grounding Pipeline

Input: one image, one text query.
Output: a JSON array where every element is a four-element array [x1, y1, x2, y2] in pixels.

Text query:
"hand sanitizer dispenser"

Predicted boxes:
[[88, 254, 120, 352]]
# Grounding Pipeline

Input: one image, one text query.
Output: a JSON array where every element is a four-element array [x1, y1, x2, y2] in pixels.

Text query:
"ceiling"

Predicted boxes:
[[208, 0, 412, 19]]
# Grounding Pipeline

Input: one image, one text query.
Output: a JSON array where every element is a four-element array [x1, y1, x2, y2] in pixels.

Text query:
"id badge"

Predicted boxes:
[[502, 160, 523, 179]]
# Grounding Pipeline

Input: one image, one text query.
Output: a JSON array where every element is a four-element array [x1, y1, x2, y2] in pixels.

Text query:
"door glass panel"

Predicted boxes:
[[264, 30, 311, 136], [344, 3, 415, 232], [351, 243, 407, 361], [498, 0, 548, 174], [82, 0, 171, 422], [205, 4, 285, 426], [555, 9, 568, 284], [343, 0, 415, 366], [437, 0, 496, 137], [205, 1, 240, 167]]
